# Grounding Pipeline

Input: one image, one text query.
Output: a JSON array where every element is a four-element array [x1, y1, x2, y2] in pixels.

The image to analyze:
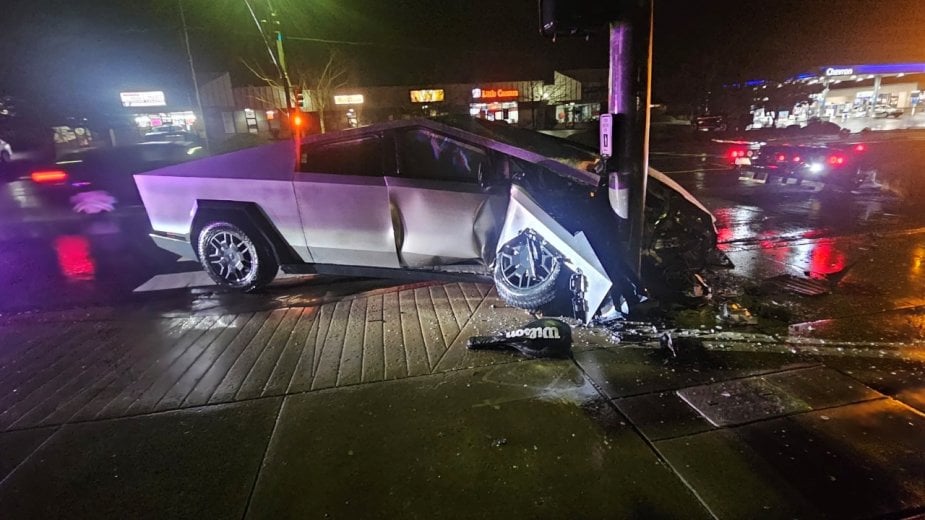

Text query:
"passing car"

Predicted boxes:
[[143, 127, 202, 144], [135, 117, 725, 321], [31, 141, 206, 213], [732, 140, 874, 190]]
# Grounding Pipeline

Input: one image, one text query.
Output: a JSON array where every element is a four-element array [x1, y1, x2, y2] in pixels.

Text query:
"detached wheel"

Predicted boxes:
[[197, 221, 278, 292], [493, 231, 561, 310]]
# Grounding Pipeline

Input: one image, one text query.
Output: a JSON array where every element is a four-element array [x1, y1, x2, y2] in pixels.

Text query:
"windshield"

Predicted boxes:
[[436, 115, 602, 174]]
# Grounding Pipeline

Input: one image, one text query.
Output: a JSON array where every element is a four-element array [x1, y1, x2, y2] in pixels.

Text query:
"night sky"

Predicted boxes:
[[1, 0, 923, 118]]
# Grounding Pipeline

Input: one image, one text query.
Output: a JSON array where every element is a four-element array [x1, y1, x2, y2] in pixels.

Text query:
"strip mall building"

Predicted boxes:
[[196, 70, 606, 141]]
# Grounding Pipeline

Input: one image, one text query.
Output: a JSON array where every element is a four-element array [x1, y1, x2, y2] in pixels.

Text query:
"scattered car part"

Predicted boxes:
[[493, 229, 562, 310], [466, 318, 573, 358]]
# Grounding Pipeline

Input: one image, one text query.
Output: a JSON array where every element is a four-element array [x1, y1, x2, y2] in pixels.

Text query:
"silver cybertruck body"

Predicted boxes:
[[136, 117, 721, 322]]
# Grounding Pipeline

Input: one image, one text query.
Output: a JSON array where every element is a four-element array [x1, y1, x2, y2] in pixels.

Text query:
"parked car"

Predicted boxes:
[[135, 117, 726, 321], [30, 141, 206, 213], [873, 106, 904, 118], [694, 115, 727, 132]]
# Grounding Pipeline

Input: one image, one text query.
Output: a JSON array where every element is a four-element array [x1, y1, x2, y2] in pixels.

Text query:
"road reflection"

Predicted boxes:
[[53, 235, 96, 282]]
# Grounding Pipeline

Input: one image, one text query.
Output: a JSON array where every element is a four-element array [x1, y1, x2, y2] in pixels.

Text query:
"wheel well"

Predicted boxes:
[[190, 201, 301, 264]]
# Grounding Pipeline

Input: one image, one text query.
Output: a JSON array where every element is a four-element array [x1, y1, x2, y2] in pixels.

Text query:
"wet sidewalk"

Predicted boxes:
[[0, 280, 924, 518]]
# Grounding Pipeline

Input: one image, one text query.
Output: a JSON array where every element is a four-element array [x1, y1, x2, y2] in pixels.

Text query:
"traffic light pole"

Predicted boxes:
[[274, 31, 298, 137], [178, 0, 209, 150], [267, 0, 297, 139], [606, 1, 654, 275]]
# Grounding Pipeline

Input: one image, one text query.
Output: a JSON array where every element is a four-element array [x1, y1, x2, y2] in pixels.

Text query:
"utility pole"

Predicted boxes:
[[178, 0, 209, 150], [607, 1, 654, 275], [244, 0, 296, 138], [269, 4, 296, 136], [539, 0, 654, 275]]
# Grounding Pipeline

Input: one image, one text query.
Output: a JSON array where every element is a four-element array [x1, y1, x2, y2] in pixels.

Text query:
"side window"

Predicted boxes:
[[397, 129, 488, 182], [300, 136, 382, 176]]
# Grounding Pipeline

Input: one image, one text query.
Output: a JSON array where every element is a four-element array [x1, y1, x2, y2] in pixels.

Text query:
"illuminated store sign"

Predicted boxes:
[[410, 89, 445, 103], [825, 67, 854, 77], [334, 94, 364, 105], [120, 91, 166, 107], [472, 88, 519, 100]]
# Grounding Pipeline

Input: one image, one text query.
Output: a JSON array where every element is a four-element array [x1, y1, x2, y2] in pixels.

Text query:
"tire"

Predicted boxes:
[[197, 221, 278, 292], [0, 150, 10, 164], [493, 231, 561, 311]]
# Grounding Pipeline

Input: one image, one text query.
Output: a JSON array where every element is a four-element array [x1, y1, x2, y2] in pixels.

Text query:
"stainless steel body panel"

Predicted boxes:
[[150, 232, 197, 260], [293, 172, 399, 268], [135, 175, 311, 261], [497, 185, 613, 323], [385, 177, 505, 267]]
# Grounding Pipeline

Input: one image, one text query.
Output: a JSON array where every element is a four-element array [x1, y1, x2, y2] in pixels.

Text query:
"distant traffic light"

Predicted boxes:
[[291, 113, 303, 127], [296, 91, 306, 110]]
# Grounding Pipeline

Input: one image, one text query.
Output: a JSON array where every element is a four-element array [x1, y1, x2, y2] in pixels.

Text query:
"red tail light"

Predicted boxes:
[[792, 156, 801, 162], [776, 153, 787, 162], [827, 155, 845, 166], [31, 170, 69, 184], [854, 144, 866, 152]]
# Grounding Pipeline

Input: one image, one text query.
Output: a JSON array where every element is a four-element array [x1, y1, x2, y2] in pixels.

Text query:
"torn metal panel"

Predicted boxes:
[[497, 185, 613, 323]]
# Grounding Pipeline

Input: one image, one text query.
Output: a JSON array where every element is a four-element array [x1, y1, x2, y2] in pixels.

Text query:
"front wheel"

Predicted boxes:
[[493, 231, 561, 311], [197, 221, 278, 292]]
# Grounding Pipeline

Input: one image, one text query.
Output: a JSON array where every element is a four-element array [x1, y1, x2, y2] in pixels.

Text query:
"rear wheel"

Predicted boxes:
[[197, 221, 278, 292], [493, 231, 561, 311]]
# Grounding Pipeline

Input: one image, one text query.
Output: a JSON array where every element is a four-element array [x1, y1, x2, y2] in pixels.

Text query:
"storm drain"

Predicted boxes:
[[764, 274, 830, 296]]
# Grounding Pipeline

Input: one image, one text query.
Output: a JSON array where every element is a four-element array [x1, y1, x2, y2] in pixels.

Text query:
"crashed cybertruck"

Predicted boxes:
[[136, 117, 724, 322]]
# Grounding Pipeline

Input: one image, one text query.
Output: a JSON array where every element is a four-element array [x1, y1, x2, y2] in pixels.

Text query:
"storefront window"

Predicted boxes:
[[469, 102, 518, 124], [131, 111, 197, 134]]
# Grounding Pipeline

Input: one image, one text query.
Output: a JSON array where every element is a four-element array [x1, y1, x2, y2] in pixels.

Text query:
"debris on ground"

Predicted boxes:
[[719, 302, 759, 325], [659, 332, 676, 356], [467, 318, 573, 358]]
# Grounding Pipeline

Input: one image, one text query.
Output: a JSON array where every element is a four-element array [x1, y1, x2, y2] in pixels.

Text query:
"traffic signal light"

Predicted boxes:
[[539, 0, 623, 39], [291, 112, 303, 127], [296, 91, 306, 110]]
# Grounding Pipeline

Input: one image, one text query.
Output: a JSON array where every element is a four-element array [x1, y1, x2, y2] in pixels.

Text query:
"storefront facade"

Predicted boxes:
[[197, 70, 595, 141], [119, 90, 197, 136]]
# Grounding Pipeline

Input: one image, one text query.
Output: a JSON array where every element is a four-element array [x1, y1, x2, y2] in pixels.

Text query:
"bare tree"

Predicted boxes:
[[293, 50, 350, 134], [244, 48, 351, 134]]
